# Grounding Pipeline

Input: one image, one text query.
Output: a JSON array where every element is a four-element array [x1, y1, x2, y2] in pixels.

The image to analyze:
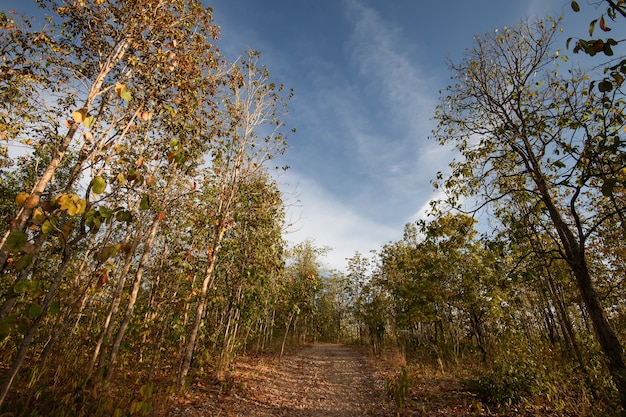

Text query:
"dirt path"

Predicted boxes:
[[168, 343, 393, 416]]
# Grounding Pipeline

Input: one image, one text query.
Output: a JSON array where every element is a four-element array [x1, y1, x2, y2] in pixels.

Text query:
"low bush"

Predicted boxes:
[[465, 355, 553, 407]]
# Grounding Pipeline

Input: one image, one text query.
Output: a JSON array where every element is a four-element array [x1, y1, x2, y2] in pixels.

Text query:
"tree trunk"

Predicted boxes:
[[521, 141, 626, 409], [0, 239, 76, 407], [82, 226, 142, 388], [0, 37, 130, 272], [280, 312, 295, 362], [105, 214, 161, 380], [540, 183, 626, 408], [572, 260, 626, 408], [177, 224, 226, 387]]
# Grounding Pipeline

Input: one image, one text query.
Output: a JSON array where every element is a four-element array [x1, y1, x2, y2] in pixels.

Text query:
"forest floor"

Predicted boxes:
[[166, 343, 393, 416], [163, 343, 510, 417], [163, 343, 591, 416]]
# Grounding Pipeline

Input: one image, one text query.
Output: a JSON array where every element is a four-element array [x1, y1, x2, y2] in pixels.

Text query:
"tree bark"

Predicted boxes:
[[177, 224, 226, 387], [105, 213, 161, 381], [0, 238, 76, 407], [537, 177, 626, 409]]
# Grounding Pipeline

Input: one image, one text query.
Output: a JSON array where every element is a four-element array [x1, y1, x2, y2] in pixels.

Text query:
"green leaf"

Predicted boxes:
[[49, 301, 60, 316], [139, 195, 151, 210], [6, 231, 28, 252], [0, 320, 10, 341], [598, 80, 614, 92], [98, 206, 113, 219], [602, 178, 617, 196], [13, 279, 31, 294], [98, 244, 119, 262], [571, 1, 580, 12], [14, 253, 33, 272], [140, 383, 154, 398], [116, 210, 133, 223], [120, 90, 132, 102], [91, 176, 107, 195], [86, 210, 101, 234], [41, 219, 55, 235], [27, 303, 43, 319], [83, 115, 95, 128]]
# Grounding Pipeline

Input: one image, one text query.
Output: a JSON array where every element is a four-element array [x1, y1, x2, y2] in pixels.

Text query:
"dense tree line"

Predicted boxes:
[[342, 5, 626, 415], [0, 1, 327, 415]]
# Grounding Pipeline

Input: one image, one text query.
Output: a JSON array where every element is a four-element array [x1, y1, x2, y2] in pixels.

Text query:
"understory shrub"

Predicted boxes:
[[465, 355, 553, 407]]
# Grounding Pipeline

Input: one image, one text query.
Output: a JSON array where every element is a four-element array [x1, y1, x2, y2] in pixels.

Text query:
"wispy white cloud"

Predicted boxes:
[[526, 0, 568, 19], [280, 170, 397, 270], [344, 0, 438, 141], [339, 0, 447, 216], [277, 0, 455, 269]]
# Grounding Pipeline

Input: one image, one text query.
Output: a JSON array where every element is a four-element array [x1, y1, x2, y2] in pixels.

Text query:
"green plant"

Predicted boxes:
[[466, 356, 547, 407], [128, 383, 154, 416], [384, 366, 411, 416]]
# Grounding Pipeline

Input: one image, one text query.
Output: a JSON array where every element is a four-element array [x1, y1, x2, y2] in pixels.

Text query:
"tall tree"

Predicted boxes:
[[0, 0, 224, 407], [177, 51, 291, 386], [432, 17, 626, 408]]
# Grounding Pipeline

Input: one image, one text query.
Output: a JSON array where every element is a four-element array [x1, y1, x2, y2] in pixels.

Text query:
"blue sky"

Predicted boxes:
[[211, 0, 586, 270], [3, 0, 595, 270]]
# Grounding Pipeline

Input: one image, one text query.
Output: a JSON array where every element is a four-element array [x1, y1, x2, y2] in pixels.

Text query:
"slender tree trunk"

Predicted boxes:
[[177, 223, 227, 387], [105, 214, 161, 380], [544, 269, 584, 366], [538, 180, 626, 408], [0, 237, 78, 407], [280, 311, 295, 362], [572, 259, 626, 408], [0, 125, 79, 272], [0, 38, 130, 272], [81, 227, 142, 388], [515, 132, 626, 409]]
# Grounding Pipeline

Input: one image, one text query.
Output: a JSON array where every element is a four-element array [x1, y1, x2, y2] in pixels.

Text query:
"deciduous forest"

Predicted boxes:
[[1, 1, 626, 416]]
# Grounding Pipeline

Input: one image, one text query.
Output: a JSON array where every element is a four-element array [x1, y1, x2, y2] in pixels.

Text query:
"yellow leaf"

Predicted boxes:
[[115, 83, 126, 98], [42, 219, 55, 235], [56, 194, 73, 212], [15, 192, 29, 206], [56, 193, 86, 216], [32, 208, 46, 224], [75, 198, 87, 215], [73, 108, 87, 123]]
